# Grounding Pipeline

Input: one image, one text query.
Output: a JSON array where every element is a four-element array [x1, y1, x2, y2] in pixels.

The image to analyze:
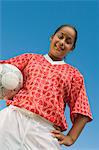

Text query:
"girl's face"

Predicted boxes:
[[49, 26, 76, 60]]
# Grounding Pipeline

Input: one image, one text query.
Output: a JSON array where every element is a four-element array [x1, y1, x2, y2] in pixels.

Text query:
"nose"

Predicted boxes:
[[59, 40, 65, 48], [60, 42, 63, 46]]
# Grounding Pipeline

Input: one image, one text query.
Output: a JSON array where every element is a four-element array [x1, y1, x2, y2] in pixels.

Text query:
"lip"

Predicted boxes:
[[54, 44, 64, 51]]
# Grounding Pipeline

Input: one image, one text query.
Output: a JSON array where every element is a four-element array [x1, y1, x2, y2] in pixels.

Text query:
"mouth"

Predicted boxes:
[[54, 44, 64, 52]]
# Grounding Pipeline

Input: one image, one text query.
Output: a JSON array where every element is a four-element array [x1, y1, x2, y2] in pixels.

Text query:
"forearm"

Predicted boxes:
[[51, 114, 90, 146], [67, 114, 90, 143]]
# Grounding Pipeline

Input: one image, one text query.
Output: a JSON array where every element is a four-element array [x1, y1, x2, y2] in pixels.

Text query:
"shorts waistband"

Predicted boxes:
[[9, 105, 54, 127]]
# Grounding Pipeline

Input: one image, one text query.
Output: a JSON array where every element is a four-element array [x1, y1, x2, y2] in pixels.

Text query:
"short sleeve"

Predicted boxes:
[[68, 69, 93, 124], [0, 53, 33, 71]]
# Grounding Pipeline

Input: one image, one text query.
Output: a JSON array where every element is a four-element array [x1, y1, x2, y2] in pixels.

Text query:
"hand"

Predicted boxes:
[[53, 124, 61, 132], [51, 130, 75, 146], [4, 96, 8, 100]]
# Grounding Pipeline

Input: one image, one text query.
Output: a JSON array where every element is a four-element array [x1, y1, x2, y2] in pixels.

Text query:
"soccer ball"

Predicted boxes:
[[0, 64, 23, 100]]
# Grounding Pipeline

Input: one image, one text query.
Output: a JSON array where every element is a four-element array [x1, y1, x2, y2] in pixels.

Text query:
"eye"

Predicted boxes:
[[66, 38, 73, 45], [58, 34, 64, 39]]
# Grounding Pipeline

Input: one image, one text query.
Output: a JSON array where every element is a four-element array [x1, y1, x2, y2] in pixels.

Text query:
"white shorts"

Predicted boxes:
[[0, 105, 61, 150]]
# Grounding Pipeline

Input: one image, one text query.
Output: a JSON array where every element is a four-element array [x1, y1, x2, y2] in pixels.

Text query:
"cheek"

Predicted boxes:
[[65, 44, 73, 50], [50, 41, 55, 49], [62, 47, 70, 55]]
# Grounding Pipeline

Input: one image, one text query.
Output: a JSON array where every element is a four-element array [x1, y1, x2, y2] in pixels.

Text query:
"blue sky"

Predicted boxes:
[[0, 0, 99, 150]]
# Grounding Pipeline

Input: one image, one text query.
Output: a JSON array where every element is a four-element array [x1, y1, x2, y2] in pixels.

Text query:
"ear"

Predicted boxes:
[[70, 45, 75, 51], [50, 35, 54, 41]]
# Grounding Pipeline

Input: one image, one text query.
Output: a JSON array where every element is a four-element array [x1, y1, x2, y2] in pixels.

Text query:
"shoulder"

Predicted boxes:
[[66, 63, 84, 81], [17, 53, 42, 58]]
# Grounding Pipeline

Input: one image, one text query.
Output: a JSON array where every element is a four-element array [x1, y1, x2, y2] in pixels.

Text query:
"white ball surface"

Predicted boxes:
[[0, 64, 23, 99], [2, 72, 19, 90], [0, 65, 3, 73]]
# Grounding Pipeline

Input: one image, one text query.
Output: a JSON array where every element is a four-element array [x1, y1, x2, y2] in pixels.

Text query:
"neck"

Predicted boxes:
[[48, 53, 63, 61]]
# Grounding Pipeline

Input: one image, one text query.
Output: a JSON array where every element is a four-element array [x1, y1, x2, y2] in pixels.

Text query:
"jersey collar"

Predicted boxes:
[[43, 54, 66, 65]]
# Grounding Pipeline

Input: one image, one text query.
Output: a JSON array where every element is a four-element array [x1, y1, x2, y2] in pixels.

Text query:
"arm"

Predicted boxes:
[[0, 53, 33, 71], [67, 114, 90, 143], [52, 70, 93, 146], [52, 114, 90, 146]]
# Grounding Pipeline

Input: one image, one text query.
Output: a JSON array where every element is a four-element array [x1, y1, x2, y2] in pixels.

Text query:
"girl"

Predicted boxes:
[[0, 24, 92, 150]]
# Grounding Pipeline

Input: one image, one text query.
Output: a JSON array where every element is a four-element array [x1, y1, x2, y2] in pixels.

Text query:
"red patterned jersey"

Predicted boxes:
[[0, 53, 92, 131]]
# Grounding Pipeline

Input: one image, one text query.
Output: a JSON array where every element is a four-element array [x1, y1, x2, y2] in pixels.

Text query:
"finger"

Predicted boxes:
[[51, 130, 61, 134], [4, 96, 8, 100], [52, 133, 64, 141], [59, 140, 64, 145], [53, 125, 61, 131]]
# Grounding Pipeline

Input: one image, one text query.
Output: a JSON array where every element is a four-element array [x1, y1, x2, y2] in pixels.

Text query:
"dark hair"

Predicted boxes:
[[53, 24, 78, 49]]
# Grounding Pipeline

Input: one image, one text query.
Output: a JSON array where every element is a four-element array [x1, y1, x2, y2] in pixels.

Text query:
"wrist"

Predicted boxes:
[[63, 134, 75, 146], [67, 134, 76, 144]]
